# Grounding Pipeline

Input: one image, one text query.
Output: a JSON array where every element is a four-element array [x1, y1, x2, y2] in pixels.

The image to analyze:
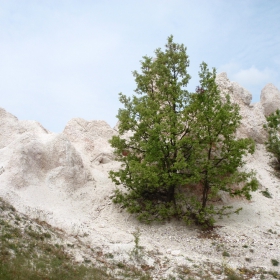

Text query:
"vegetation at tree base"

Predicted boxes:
[[109, 36, 258, 227], [264, 109, 280, 171]]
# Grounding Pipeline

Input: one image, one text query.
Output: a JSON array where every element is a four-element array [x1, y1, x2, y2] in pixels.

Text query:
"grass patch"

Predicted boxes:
[[0, 197, 152, 280], [222, 251, 230, 257], [261, 188, 273, 198], [271, 259, 279, 266]]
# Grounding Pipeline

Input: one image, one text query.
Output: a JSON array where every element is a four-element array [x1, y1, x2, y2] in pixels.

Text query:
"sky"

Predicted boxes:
[[0, 0, 279, 132]]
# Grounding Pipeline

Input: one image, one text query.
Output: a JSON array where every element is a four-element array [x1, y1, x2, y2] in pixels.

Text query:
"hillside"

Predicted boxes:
[[0, 73, 280, 279]]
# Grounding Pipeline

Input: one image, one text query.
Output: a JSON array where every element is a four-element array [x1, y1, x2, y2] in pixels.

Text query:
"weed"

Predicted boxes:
[[226, 274, 244, 280], [268, 270, 280, 278], [261, 188, 273, 198], [268, 229, 277, 234], [130, 228, 144, 262], [271, 259, 279, 266], [222, 251, 230, 257], [2, 233, 13, 239], [117, 262, 125, 268], [105, 253, 114, 259], [222, 264, 244, 280], [43, 232, 51, 239]]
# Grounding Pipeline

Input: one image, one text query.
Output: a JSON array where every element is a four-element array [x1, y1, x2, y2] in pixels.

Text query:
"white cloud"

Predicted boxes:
[[218, 63, 277, 87], [232, 66, 276, 86]]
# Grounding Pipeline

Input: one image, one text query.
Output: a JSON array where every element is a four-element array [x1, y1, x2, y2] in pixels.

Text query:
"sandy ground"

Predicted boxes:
[[1, 139, 279, 278]]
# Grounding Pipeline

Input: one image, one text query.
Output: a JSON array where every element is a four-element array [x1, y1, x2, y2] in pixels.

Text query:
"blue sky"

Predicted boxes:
[[0, 0, 279, 132]]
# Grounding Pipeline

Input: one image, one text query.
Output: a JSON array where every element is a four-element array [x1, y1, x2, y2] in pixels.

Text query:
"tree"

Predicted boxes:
[[109, 36, 258, 227], [264, 109, 280, 170], [182, 63, 258, 225]]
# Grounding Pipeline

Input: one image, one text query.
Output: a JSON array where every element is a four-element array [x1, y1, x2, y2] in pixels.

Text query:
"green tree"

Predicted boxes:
[[109, 36, 258, 227], [264, 109, 280, 170], [182, 63, 258, 225]]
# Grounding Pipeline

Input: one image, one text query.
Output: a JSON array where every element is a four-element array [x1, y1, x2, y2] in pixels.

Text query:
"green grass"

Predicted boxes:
[[1, 197, 280, 280], [0, 219, 111, 279], [0, 197, 152, 280]]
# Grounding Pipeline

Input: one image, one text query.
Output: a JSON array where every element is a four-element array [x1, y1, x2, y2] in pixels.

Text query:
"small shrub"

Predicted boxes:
[[271, 259, 279, 266], [224, 266, 244, 280], [117, 262, 125, 268], [261, 189, 272, 198], [226, 275, 244, 280], [264, 109, 280, 172], [105, 253, 114, 259], [2, 233, 13, 240], [130, 228, 144, 261], [222, 251, 230, 257], [43, 232, 51, 239]]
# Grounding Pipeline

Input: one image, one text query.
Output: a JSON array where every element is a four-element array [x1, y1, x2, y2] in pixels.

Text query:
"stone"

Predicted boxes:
[[63, 118, 116, 167], [236, 102, 267, 144], [215, 73, 267, 143], [171, 250, 181, 256], [260, 83, 280, 116], [215, 72, 252, 106]]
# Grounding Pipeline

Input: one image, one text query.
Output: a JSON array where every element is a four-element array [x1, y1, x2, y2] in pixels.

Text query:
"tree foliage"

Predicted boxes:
[[264, 109, 280, 169], [109, 36, 258, 227]]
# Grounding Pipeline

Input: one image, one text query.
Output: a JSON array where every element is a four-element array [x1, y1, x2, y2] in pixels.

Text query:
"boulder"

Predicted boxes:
[[260, 83, 280, 116]]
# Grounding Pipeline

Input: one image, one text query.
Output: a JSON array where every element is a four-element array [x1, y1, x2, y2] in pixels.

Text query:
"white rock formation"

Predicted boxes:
[[0, 73, 280, 276], [1, 110, 91, 188], [260, 83, 280, 116], [63, 118, 117, 167], [0, 107, 49, 148], [216, 72, 252, 106], [216, 72, 267, 143], [0, 108, 95, 226]]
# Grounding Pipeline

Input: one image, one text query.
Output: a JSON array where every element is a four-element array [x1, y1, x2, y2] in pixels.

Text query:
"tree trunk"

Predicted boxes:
[[202, 179, 209, 209], [167, 185, 179, 217]]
